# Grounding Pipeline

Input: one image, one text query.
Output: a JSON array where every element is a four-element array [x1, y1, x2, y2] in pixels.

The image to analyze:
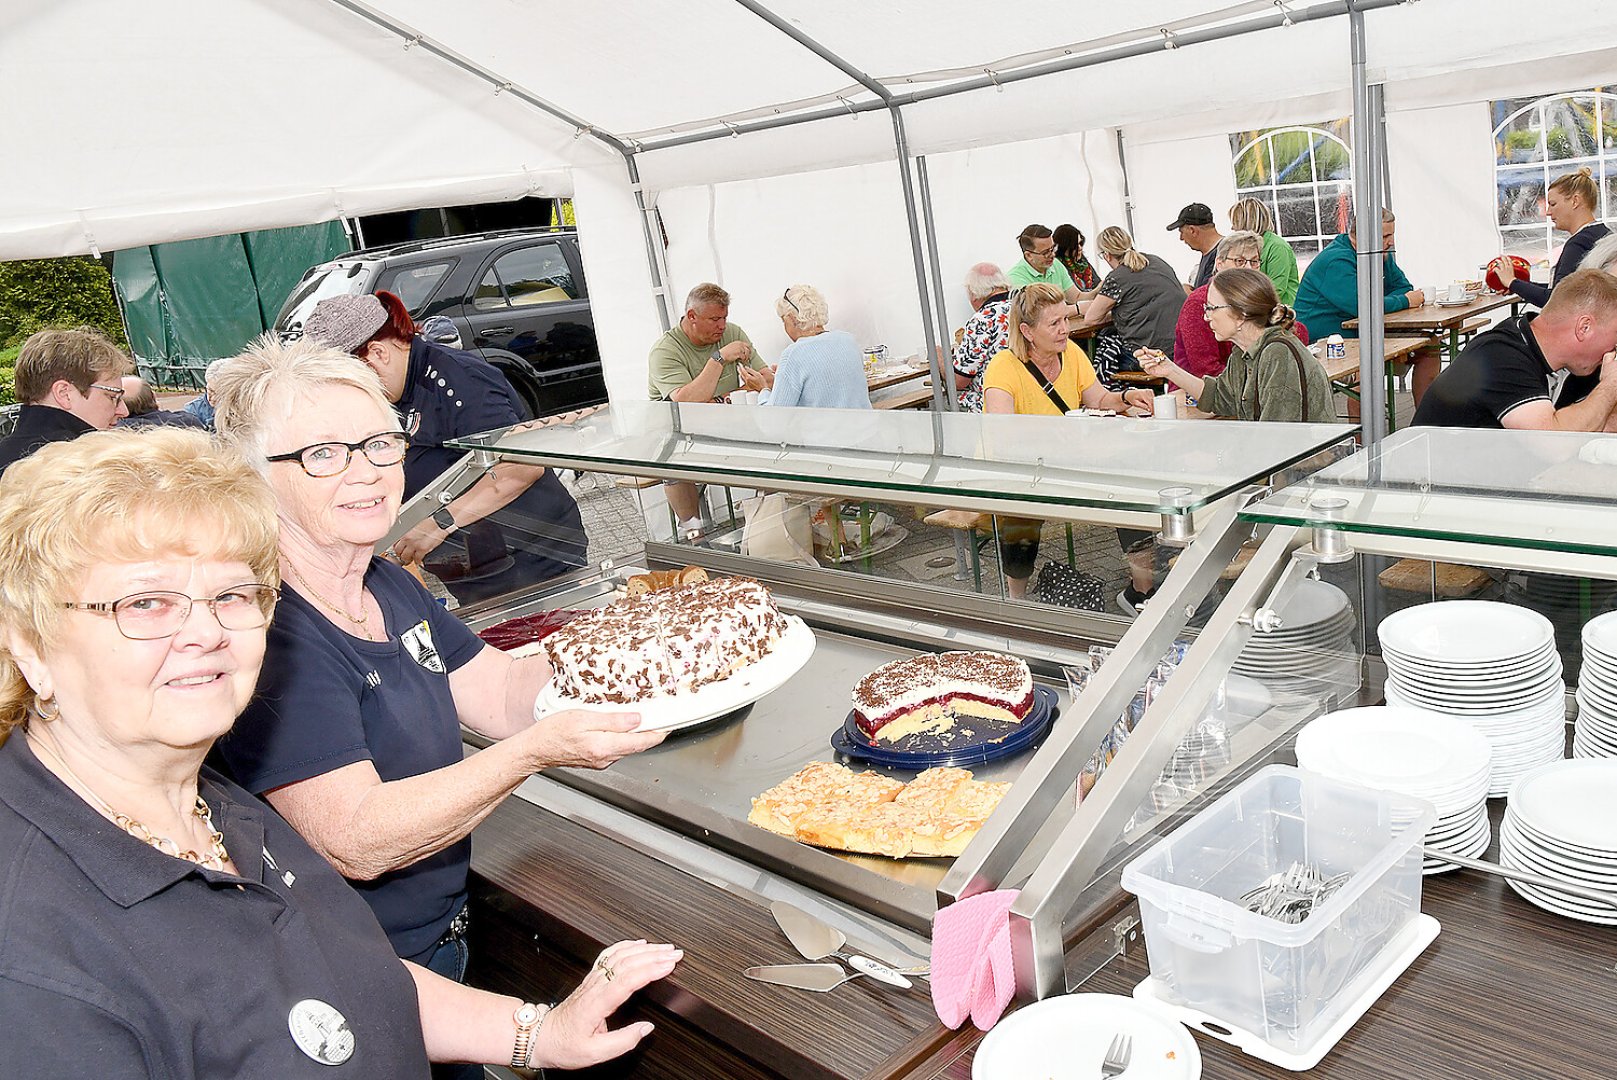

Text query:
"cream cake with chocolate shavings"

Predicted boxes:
[[852, 651, 1034, 743]]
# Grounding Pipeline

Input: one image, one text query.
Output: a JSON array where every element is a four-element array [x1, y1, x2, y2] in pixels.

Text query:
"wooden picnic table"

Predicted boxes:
[[865, 363, 930, 393], [1068, 307, 1114, 341], [1345, 291, 1519, 364]]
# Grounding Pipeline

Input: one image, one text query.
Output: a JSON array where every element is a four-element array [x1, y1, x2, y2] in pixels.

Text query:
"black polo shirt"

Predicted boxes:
[[1412, 313, 1559, 429], [0, 736, 430, 1078], [0, 404, 93, 476]]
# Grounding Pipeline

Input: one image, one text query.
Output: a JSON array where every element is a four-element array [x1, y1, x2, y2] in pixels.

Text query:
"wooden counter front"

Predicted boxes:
[[467, 793, 951, 1079]]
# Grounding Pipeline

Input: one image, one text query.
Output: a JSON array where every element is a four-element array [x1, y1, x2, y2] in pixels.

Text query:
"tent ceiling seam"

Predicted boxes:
[[320, 0, 636, 159], [627, 0, 1409, 153]]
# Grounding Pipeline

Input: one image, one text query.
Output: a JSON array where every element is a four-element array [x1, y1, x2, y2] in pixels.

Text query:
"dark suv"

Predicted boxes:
[[275, 228, 604, 418]]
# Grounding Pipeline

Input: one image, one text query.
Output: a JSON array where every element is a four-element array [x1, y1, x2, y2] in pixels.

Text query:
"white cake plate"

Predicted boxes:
[[532, 615, 816, 733]]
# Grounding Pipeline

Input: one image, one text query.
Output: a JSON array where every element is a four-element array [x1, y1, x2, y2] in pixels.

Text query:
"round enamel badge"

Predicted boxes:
[[288, 998, 354, 1066]]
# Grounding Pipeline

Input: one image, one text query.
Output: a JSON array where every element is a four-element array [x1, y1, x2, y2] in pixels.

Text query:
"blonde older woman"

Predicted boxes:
[[209, 339, 664, 1074], [762, 284, 871, 409], [0, 428, 678, 1076], [1080, 226, 1187, 386], [1229, 198, 1301, 305], [981, 283, 1153, 600]]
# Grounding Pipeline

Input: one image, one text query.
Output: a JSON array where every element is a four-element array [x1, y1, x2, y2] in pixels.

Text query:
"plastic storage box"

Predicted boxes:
[[1121, 764, 1435, 1057]]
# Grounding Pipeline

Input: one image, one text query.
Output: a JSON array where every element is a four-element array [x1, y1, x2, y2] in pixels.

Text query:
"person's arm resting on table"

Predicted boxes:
[[1503, 354, 1617, 432]]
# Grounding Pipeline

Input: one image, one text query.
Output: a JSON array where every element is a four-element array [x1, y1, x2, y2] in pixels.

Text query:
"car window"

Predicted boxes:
[[276, 262, 373, 335], [375, 260, 453, 314], [485, 243, 578, 308], [473, 267, 507, 311]]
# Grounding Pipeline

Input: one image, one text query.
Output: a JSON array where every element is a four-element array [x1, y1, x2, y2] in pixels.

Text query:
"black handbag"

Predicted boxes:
[[1034, 561, 1107, 611]]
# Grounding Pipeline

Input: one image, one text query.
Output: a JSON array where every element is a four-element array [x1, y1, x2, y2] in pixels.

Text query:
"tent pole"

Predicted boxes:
[[624, 154, 675, 333], [1115, 129, 1137, 236], [1350, 1, 1388, 449], [915, 156, 958, 412], [890, 110, 947, 416]]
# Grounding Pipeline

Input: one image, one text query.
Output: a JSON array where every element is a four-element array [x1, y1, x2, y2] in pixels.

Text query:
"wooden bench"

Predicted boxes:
[[873, 387, 934, 410], [921, 510, 1076, 590]]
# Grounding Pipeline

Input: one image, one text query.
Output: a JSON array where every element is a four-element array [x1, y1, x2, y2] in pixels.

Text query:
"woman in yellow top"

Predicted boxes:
[[981, 284, 1154, 599]]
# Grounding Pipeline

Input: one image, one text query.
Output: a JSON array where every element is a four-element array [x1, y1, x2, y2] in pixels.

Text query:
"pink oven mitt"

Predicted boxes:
[[930, 888, 1020, 1031]]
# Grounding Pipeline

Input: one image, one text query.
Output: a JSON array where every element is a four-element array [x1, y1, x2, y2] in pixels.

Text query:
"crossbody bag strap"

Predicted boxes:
[[1020, 359, 1074, 414]]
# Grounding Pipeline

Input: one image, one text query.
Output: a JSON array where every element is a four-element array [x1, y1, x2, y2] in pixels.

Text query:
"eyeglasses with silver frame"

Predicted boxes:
[[89, 382, 126, 403], [63, 583, 280, 641], [264, 431, 410, 478]]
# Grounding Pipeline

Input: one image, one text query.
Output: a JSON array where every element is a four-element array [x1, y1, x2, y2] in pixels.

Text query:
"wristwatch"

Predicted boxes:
[[431, 507, 456, 531], [710, 350, 728, 366], [510, 1001, 548, 1070]]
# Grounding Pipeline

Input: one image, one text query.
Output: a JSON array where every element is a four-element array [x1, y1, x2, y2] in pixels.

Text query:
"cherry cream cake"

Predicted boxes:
[[852, 651, 1034, 743], [542, 576, 789, 704]]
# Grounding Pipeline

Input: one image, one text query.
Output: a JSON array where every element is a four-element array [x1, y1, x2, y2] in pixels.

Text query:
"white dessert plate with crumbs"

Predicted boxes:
[[532, 615, 815, 733]]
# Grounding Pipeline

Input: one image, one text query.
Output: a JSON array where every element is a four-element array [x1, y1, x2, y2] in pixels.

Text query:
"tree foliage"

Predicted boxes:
[[0, 257, 127, 350]]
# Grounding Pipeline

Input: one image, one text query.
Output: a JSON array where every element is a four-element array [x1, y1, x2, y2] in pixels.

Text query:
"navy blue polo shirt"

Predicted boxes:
[[400, 337, 586, 603], [0, 736, 429, 1077], [215, 558, 485, 963]]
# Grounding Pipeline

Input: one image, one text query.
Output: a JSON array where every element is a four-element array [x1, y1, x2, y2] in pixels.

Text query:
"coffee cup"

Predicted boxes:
[[1424, 285, 1437, 307], [1446, 282, 1468, 303], [1154, 393, 1179, 420]]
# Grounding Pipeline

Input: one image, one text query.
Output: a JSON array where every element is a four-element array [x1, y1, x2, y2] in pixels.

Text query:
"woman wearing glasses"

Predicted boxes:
[[1166, 231, 1309, 387], [0, 427, 678, 1076], [763, 284, 872, 409], [210, 340, 664, 1080], [302, 290, 586, 606], [1140, 268, 1334, 423], [1228, 198, 1301, 305], [0, 327, 132, 475]]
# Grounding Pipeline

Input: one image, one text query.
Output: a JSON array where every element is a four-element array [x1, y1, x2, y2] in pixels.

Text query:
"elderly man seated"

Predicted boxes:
[[1293, 205, 1437, 406], [647, 283, 772, 533], [1413, 269, 1617, 431], [951, 263, 1013, 412]]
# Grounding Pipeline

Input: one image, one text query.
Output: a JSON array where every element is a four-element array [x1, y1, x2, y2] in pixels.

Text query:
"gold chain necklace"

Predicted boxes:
[[29, 731, 231, 871], [284, 559, 371, 629]]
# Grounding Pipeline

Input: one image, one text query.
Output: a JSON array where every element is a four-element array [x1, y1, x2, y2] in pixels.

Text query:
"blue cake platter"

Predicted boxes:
[[830, 685, 1058, 769]]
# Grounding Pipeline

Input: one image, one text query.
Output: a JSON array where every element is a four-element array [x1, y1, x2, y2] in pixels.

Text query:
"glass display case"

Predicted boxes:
[[430, 403, 1363, 996]]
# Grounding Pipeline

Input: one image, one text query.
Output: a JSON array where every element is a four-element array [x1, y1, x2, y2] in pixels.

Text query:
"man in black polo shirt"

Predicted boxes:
[[1412, 269, 1617, 431]]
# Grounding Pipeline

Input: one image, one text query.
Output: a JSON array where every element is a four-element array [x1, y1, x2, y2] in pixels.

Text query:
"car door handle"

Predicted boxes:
[[480, 326, 515, 337]]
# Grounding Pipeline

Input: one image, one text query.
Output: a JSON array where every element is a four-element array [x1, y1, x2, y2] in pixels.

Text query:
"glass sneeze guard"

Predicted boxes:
[[446, 402, 1351, 522], [1241, 427, 1617, 558]]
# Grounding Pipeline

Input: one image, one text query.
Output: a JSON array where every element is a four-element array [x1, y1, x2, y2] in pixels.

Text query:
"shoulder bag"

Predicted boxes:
[[1020, 359, 1074, 414], [1251, 335, 1315, 423]]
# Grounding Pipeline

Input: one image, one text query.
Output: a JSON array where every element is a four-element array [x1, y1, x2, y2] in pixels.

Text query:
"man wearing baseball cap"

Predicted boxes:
[[1167, 203, 1223, 290]]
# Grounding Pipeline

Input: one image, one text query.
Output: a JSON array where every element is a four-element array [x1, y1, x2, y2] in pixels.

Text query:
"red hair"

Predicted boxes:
[[357, 290, 419, 354]]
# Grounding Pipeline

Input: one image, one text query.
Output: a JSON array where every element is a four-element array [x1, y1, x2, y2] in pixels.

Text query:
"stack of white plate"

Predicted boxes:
[[1296, 706, 1492, 874], [1379, 601, 1565, 797], [1500, 760, 1617, 924], [1232, 578, 1358, 693], [1573, 611, 1617, 757]]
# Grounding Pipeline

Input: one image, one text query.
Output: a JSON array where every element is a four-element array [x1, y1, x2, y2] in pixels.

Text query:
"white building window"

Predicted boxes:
[[1493, 89, 1617, 262], [1229, 120, 1353, 266]]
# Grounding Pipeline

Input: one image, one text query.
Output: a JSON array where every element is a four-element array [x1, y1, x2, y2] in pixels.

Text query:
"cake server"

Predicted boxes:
[[743, 961, 912, 992], [769, 901, 919, 988]]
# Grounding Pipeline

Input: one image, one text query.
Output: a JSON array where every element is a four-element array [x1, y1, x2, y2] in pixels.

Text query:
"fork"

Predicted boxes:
[[1101, 1033, 1132, 1078]]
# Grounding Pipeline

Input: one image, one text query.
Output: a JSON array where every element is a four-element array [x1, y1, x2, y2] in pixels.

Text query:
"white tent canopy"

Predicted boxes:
[[8, 0, 1617, 404]]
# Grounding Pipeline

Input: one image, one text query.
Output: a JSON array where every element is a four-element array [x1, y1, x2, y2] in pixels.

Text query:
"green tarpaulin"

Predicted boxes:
[[112, 221, 347, 387]]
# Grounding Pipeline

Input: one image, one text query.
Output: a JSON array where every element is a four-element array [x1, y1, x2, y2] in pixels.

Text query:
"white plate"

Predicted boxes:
[[1379, 602, 1553, 665], [973, 993, 1200, 1080], [1387, 670, 1563, 702], [1582, 610, 1617, 663], [532, 615, 815, 733], [1507, 759, 1617, 850], [1382, 639, 1557, 674], [1295, 706, 1492, 800], [1385, 653, 1561, 686], [1383, 680, 1565, 717]]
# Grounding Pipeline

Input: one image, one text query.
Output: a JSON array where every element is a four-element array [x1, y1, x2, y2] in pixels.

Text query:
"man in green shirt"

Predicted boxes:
[[646, 282, 771, 529], [647, 282, 768, 402], [1005, 224, 1085, 303]]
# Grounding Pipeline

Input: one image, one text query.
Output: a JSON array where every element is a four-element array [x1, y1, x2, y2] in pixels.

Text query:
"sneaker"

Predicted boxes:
[[1116, 585, 1151, 617]]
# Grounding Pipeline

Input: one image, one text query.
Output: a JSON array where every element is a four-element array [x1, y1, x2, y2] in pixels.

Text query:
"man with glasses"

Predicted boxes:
[[1169, 231, 1308, 386], [0, 327, 132, 475], [1006, 224, 1085, 304]]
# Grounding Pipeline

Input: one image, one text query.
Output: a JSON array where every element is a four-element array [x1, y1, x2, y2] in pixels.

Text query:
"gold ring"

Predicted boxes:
[[598, 962, 616, 981]]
